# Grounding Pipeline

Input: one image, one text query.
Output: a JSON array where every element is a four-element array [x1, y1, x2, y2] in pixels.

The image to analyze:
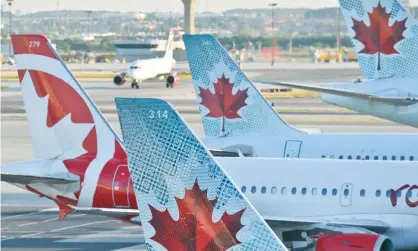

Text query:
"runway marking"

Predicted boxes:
[[68, 214, 85, 218], [20, 231, 46, 238], [1, 231, 43, 233], [1, 208, 55, 220], [43, 218, 58, 223], [1, 237, 16, 241], [49, 220, 118, 233], [112, 244, 147, 251], [58, 225, 141, 243], [41, 214, 85, 223], [1, 220, 118, 241], [17, 222, 38, 227], [48, 220, 119, 233], [1, 227, 10, 230]]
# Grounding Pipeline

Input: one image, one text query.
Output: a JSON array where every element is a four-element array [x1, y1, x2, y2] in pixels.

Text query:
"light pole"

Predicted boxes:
[[269, 3, 277, 66], [336, 7, 341, 52], [288, 14, 294, 55], [85, 10, 92, 52], [7, 0, 13, 55]]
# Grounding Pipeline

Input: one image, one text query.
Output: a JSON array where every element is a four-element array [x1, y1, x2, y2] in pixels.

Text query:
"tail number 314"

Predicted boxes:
[[149, 110, 168, 119]]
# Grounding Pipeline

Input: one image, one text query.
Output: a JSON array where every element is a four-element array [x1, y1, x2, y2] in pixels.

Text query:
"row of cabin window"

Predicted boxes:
[[321, 155, 414, 161], [241, 186, 417, 198]]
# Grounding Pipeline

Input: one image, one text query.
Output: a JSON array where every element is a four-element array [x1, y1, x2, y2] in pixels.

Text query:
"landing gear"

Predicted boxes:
[[166, 83, 173, 88], [131, 81, 139, 89]]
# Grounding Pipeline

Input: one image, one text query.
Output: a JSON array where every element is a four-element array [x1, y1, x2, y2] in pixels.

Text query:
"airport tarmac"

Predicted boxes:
[[2, 66, 418, 250]]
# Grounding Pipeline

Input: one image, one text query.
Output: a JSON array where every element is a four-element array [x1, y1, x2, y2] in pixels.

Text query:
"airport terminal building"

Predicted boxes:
[[114, 38, 186, 62]]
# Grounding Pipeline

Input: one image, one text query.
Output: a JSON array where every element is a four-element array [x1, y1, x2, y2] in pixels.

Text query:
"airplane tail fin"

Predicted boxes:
[[115, 97, 287, 251], [339, 0, 418, 79], [11, 35, 122, 160], [183, 34, 301, 138], [164, 28, 175, 60]]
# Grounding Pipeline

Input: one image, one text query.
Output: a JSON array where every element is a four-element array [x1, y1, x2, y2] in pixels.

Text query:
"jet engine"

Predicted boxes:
[[166, 73, 180, 88], [315, 234, 394, 251], [113, 72, 127, 86]]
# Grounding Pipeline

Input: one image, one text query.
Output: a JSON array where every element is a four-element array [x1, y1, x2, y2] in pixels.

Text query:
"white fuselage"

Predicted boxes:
[[218, 158, 418, 250], [127, 58, 174, 82], [204, 131, 418, 160], [3, 157, 417, 249], [322, 77, 418, 128]]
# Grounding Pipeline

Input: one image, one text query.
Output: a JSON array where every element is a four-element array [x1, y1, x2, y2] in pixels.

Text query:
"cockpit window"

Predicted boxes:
[[130, 66, 140, 69]]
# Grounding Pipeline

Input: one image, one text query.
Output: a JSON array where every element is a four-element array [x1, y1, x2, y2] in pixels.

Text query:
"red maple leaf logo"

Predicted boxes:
[[352, 2, 407, 71], [199, 75, 248, 132], [24, 70, 98, 201], [148, 180, 245, 251]]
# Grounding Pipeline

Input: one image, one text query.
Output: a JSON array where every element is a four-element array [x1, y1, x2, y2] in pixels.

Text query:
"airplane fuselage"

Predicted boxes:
[[4, 157, 417, 250], [322, 77, 418, 128], [203, 131, 418, 160], [222, 158, 418, 250], [127, 58, 175, 82]]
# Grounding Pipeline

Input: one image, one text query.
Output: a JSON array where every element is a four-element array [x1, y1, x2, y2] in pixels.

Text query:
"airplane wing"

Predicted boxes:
[[264, 216, 390, 234], [1, 173, 79, 185], [257, 81, 418, 106]]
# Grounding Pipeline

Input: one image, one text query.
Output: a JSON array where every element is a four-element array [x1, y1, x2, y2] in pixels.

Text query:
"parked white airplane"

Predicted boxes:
[[113, 28, 180, 89], [184, 34, 418, 160], [116, 97, 418, 251], [259, 0, 418, 128]]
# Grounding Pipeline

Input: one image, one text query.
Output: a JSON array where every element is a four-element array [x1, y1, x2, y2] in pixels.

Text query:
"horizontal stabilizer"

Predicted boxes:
[[1, 172, 79, 185], [258, 81, 418, 106], [265, 216, 390, 234], [69, 207, 139, 221]]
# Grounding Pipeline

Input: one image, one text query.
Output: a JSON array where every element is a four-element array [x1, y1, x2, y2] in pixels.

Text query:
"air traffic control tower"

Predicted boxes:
[[182, 0, 196, 34]]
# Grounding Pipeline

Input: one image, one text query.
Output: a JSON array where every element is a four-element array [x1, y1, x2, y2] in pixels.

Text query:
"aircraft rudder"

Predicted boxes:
[[184, 34, 300, 138], [339, 0, 418, 79], [115, 97, 287, 251], [11, 34, 122, 160], [164, 28, 175, 59]]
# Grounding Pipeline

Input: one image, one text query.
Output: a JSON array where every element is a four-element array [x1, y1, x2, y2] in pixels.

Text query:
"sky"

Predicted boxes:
[[4, 0, 418, 14]]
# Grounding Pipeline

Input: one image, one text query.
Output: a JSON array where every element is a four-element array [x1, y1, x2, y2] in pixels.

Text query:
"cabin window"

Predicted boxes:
[[386, 190, 391, 197], [241, 186, 247, 193], [312, 188, 317, 196], [400, 156, 405, 161], [251, 186, 257, 194], [356, 155, 361, 160], [281, 187, 287, 195], [374, 156, 379, 160], [322, 188, 327, 196], [397, 190, 402, 198], [376, 190, 381, 197], [339, 155, 343, 159], [410, 156, 414, 161], [348, 155, 352, 160], [360, 189, 366, 197], [321, 155, 326, 158], [383, 156, 387, 160], [302, 188, 307, 195], [332, 188, 337, 196], [392, 156, 396, 160], [261, 186, 267, 194], [330, 155, 335, 159], [291, 187, 297, 195], [365, 156, 370, 160], [343, 189, 350, 196], [407, 191, 412, 198], [271, 187, 277, 194]]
